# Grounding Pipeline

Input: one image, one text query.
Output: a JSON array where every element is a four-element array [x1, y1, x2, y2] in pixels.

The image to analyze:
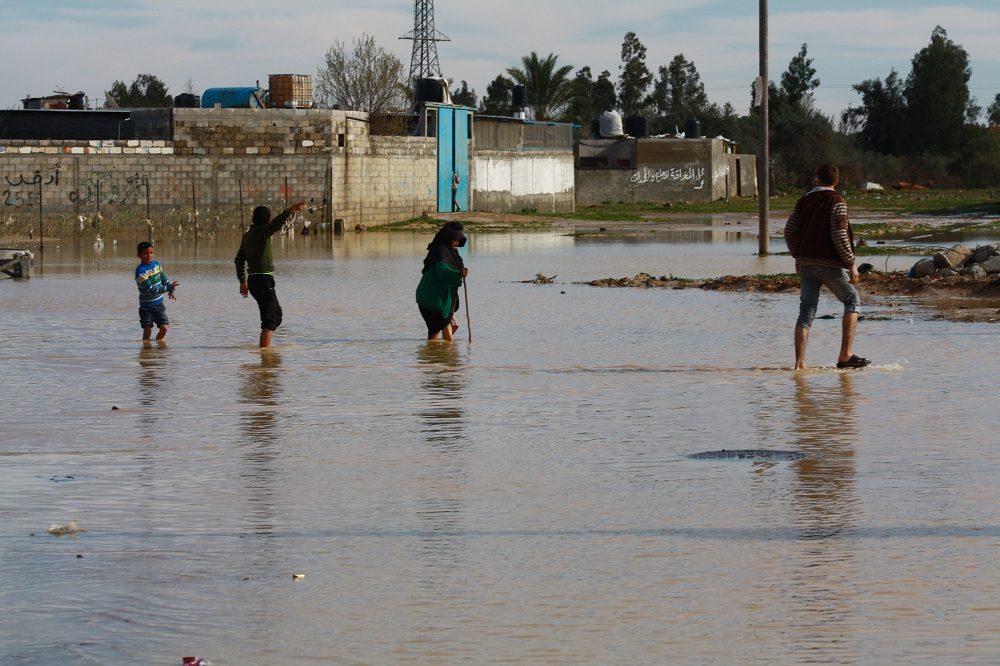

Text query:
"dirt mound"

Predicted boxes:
[[584, 271, 1000, 297]]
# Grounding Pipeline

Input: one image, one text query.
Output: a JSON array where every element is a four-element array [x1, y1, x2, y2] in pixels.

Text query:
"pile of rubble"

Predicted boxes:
[[910, 244, 1000, 279]]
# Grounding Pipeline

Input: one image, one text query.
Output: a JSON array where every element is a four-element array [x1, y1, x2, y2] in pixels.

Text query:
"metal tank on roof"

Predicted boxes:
[[201, 87, 267, 109]]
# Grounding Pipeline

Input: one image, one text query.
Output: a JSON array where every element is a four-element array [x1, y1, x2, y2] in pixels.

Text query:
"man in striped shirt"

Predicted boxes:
[[784, 164, 870, 370]]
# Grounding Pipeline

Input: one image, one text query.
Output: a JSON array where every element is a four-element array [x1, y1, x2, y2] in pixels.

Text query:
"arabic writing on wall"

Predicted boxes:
[[2, 168, 158, 208], [3, 168, 60, 208], [630, 165, 705, 189]]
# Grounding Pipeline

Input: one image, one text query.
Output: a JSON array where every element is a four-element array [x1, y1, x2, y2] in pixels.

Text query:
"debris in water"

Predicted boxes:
[[688, 449, 807, 461], [47, 520, 87, 536]]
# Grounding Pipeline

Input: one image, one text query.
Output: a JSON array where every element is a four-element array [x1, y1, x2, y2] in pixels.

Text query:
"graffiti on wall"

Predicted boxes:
[[1, 167, 158, 208], [3, 165, 297, 213], [630, 165, 706, 189], [69, 172, 150, 205], [3, 168, 60, 208]]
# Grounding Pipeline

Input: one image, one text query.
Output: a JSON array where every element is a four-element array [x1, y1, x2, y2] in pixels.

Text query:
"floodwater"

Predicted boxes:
[[2, 218, 999, 665]]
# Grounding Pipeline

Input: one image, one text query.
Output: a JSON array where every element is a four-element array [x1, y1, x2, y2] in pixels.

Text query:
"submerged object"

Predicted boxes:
[[688, 450, 806, 461], [47, 520, 87, 535]]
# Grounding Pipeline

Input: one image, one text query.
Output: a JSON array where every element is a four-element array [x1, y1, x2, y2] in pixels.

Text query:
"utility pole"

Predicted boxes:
[[400, 0, 450, 81], [758, 0, 770, 255]]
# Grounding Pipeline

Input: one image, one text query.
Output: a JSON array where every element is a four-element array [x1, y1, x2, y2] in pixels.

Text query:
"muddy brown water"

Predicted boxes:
[[2, 222, 999, 664]]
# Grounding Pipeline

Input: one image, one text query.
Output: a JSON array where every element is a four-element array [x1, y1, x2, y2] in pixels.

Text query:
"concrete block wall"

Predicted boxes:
[[471, 150, 575, 213], [363, 135, 438, 223], [168, 108, 336, 157], [0, 151, 328, 218]]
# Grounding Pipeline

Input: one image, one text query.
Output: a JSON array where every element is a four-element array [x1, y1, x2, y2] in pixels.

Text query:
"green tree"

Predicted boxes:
[[478, 75, 514, 116], [699, 102, 745, 142], [650, 54, 710, 133], [315, 33, 408, 112], [780, 44, 820, 109], [592, 70, 617, 116], [903, 26, 977, 156], [966, 129, 1000, 186], [563, 66, 596, 128], [988, 93, 1000, 126], [107, 74, 172, 108], [843, 69, 906, 155], [763, 48, 836, 187], [506, 52, 574, 121], [451, 80, 477, 107], [562, 67, 618, 128], [617, 32, 652, 116]]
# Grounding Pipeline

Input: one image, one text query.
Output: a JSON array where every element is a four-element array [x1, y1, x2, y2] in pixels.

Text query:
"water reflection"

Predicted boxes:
[[415, 343, 467, 447], [414, 343, 469, 572], [783, 372, 862, 653], [137, 340, 171, 427], [791, 371, 859, 539], [237, 349, 284, 535], [238, 349, 284, 444]]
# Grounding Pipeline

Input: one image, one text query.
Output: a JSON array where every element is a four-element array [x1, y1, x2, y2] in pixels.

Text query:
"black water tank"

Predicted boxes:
[[415, 78, 445, 104], [175, 93, 201, 108], [624, 114, 649, 137], [590, 118, 600, 138], [512, 85, 528, 109], [684, 117, 701, 138]]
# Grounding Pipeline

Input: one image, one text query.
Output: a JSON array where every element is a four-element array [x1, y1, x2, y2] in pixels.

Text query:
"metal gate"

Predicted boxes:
[[436, 107, 471, 213]]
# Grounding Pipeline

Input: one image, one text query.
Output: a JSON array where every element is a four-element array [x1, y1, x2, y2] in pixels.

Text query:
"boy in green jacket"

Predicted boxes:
[[235, 202, 304, 347]]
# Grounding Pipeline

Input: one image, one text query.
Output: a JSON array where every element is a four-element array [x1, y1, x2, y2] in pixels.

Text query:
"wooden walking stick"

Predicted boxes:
[[463, 277, 472, 342]]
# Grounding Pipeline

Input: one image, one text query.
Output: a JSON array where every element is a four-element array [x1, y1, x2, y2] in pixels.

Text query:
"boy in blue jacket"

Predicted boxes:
[[135, 242, 178, 341]]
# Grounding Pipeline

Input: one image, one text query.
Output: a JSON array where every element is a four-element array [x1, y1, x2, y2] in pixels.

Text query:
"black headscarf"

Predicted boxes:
[[422, 222, 466, 273]]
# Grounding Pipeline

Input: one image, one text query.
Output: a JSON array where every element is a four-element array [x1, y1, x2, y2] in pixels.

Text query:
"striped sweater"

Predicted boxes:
[[135, 260, 173, 306], [784, 187, 855, 269]]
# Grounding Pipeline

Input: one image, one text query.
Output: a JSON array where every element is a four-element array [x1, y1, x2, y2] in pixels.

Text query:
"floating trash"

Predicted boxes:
[[688, 449, 807, 461], [46, 520, 87, 535]]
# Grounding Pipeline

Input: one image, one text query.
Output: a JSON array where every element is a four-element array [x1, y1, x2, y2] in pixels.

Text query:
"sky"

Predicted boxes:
[[2, 0, 999, 121]]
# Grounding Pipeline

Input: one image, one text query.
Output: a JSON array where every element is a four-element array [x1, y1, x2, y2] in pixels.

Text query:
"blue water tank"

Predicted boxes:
[[201, 87, 266, 109]]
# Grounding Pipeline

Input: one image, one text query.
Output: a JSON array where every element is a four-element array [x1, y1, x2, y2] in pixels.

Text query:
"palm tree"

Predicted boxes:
[[506, 52, 574, 121]]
